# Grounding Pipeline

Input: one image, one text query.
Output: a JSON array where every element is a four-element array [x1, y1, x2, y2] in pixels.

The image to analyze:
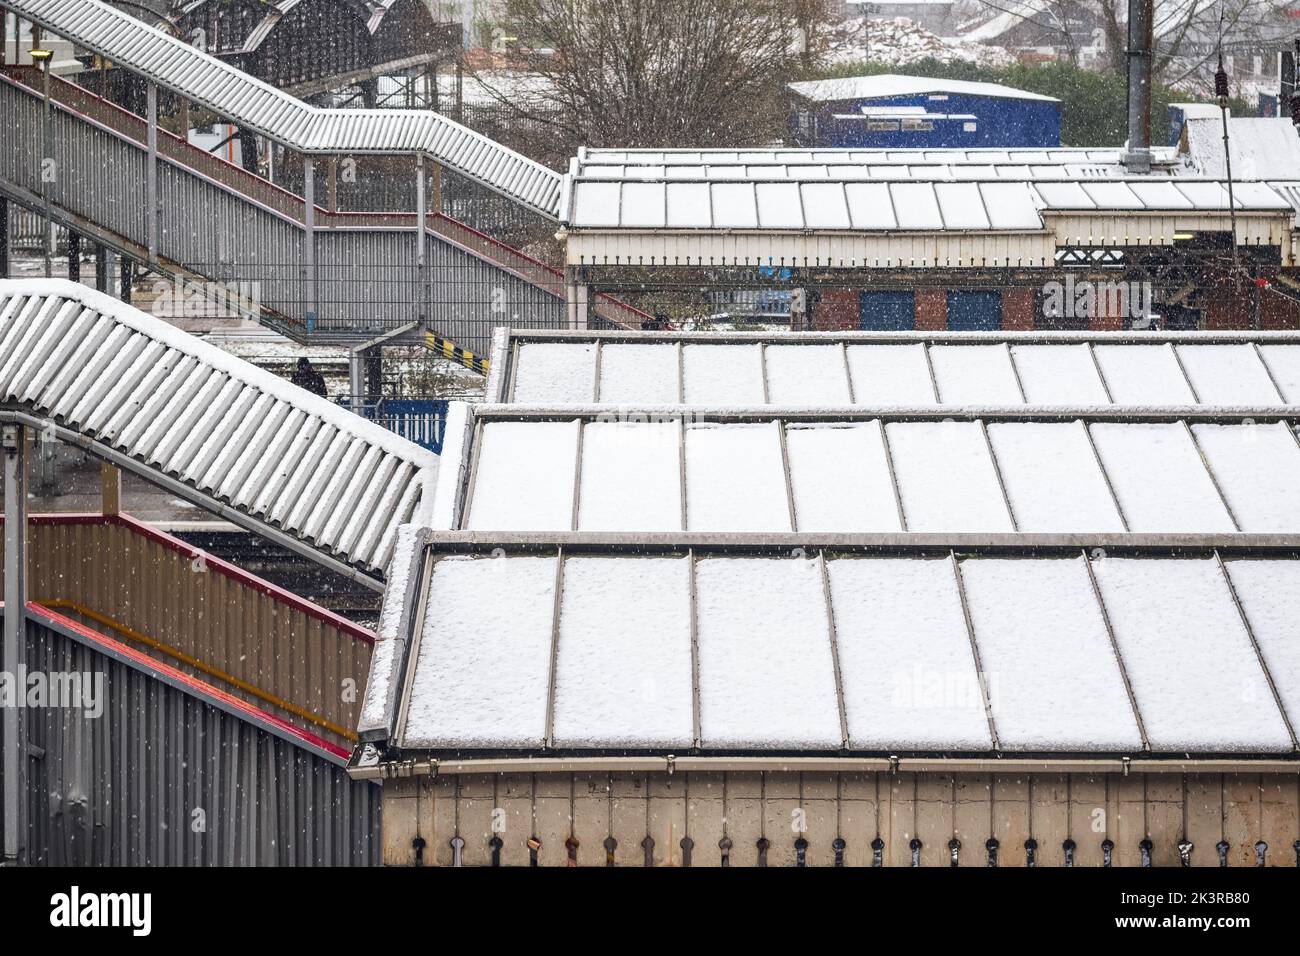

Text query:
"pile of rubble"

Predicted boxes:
[[824, 16, 1016, 69]]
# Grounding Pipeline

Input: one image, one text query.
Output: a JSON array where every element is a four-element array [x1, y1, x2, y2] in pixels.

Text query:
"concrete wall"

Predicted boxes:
[[379, 770, 1300, 867]]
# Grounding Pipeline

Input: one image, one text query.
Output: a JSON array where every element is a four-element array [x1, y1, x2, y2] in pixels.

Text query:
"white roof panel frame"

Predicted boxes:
[[385, 541, 1300, 756]]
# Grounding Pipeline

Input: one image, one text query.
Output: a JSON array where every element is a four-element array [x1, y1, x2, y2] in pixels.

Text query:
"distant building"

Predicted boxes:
[[959, 0, 1105, 62], [788, 73, 1061, 148], [845, 0, 956, 34]]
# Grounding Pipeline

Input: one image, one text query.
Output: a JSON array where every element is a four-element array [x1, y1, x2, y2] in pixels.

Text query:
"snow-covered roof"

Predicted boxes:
[[788, 73, 1059, 105], [562, 175, 1292, 232], [361, 329, 1300, 757], [564, 134, 1300, 241], [580, 147, 1132, 165], [961, 0, 1048, 43], [5, 0, 563, 218], [0, 280, 438, 578], [458, 409, 1300, 536], [493, 334, 1300, 408], [1182, 117, 1300, 181], [389, 547, 1298, 753]]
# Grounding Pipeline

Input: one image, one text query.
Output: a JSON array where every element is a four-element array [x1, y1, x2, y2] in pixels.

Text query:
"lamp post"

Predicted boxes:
[[29, 47, 53, 279]]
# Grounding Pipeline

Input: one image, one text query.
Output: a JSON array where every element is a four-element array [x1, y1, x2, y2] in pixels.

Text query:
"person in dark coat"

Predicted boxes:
[[291, 357, 328, 397]]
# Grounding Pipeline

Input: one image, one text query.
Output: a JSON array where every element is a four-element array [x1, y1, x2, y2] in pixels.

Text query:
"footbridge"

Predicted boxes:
[[0, 0, 646, 362]]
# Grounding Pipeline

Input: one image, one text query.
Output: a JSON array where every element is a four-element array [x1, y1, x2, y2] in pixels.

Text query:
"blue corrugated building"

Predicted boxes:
[[788, 74, 1061, 148]]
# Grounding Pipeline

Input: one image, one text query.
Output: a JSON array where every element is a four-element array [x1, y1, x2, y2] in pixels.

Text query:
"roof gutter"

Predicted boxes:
[[348, 753, 1300, 781]]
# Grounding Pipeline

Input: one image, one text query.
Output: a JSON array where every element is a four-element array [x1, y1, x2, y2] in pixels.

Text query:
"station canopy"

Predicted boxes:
[[495, 333, 1300, 407], [561, 143, 1300, 268], [363, 330, 1300, 760]]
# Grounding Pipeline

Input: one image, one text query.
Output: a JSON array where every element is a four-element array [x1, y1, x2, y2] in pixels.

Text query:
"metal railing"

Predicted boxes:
[[336, 396, 449, 454]]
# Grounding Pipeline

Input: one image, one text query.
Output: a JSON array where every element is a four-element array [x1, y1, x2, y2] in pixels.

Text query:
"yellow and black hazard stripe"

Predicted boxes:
[[424, 331, 489, 375]]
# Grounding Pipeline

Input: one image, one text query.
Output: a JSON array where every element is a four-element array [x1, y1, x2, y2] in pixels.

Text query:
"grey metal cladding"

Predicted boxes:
[[14, 610, 380, 866]]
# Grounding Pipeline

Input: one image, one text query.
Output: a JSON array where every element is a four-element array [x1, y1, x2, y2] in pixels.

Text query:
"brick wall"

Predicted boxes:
[[915, 289, 947, 330], [1002, 288, 1035, 330], [1259, 279, 1300, 330], [1204, 277, 1254, 330], [813, 289, 858, 331]]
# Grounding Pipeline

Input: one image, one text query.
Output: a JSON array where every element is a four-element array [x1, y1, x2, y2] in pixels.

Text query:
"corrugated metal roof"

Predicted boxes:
[[3, 0, 563, 218], [0, 279, 438, 575], [787, 73, 1060, 104]]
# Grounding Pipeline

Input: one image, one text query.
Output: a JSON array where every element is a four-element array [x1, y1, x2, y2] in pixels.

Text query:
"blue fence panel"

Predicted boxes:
[[335, 398, 450, 454], [381, 400, 450, 454]]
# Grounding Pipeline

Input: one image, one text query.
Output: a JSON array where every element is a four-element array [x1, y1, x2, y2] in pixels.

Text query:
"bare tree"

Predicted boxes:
[[989, 0, 1298, 83], [473, 0, 833, 159]]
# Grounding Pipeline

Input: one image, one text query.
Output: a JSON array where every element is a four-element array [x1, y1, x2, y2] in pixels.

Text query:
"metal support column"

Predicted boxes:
[[37, 50, 52, 279], [236, 126, 259, 175], [2, 423, 28, 865], [365, 347, 383, 402], [303, 156, 317, 331], [94, 242, 110, 293], [101, 461, 121, 516], [146, 82, 159, 263], [349, 350, 364, 413], [566, 268, 590, 331], [33, 425, 55, 495], [0, 197, 8, 279], [415, 154, 427, 326], [119, 256, 133, 303], [67, 230, 80, 283]]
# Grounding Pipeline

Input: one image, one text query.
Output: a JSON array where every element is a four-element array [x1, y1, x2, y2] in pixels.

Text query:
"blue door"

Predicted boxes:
[[946, 291, 1002, 331], [859, 291, 916, 331]]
